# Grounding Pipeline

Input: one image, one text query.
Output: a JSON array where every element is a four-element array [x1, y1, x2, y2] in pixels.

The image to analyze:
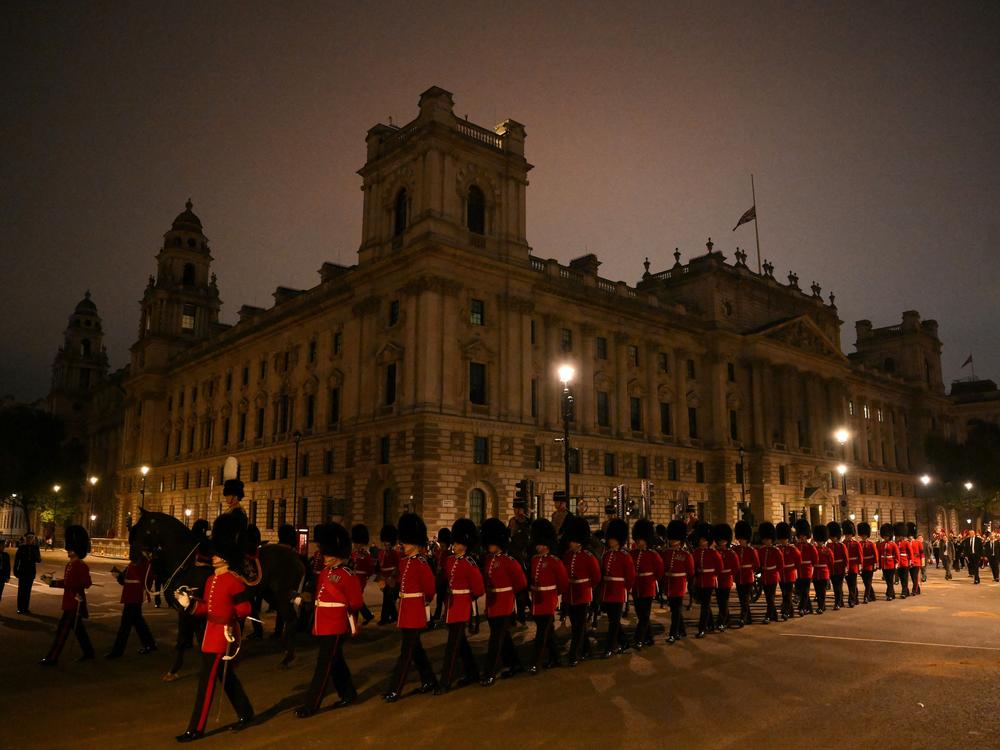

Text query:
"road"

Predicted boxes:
[[1, 551, 998, 749]]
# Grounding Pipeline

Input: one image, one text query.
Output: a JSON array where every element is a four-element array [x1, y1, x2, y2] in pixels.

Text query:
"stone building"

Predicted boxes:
[[97, 87, 960, 540]]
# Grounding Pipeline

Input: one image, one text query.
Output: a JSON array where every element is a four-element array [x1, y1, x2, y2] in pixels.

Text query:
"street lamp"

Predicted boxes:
[[139, 465, 150, 510], [834, 428, 850, 447], [964, 481, 973, 491], [86, 476, 98, 534], [184, 508, 192, 527], [88, 513, 97, 533], [738, 446, 748, 523], [557, 364, 575, 511], [52, 484, 61, 493]]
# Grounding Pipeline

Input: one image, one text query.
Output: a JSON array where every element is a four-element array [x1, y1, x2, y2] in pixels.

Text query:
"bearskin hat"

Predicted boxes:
[[222, 478, 244, 499], [398, 512, 428, 547], [318, 522, 352, 559], [530, 518, 558, 552], [481, 517, 509, 551], [907, 522, 917, 538], [379, 524, 398, 545], [633, 518, 655, 545], [351, 523, 369, 545], [606, 518, 629, 547], [813, 524, 829, 543], [437, 527, 453, 545], [775, 521, 792, 541], [562, 514, 591, 545], [794, 518, 812, 538], [211, 512, 246, 568], [880, 522, 894, 538], [655, 523, 668, 539], [759, 521, 776, 542], [191, 518, 210, 539], [667, 519, 688, 542], [451, 517, 480, 552], [246, 524, 262, 550], [842, 520, 857, 536], [735, 520, 753, 541], [694, 522, 713, 544], [713, 523, 734, 544], [64, 524, 90, 559], [827, 521, 842, 539], [893, 521, 908, 539], [857, 521, 871, 537], [277, 523, 297, 546]]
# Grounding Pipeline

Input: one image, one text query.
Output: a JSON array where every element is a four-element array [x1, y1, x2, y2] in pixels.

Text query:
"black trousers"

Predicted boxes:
[[989, 559, 1000, 581], [735, 583, 753, 623], [440, 622, 478, 687], [45, 610, 93, 661], [796, 578, 813, 614], [883, 569, 896, 599], [779, 581, 794, 619], [762, 583, 778, 621], [668, 596, 685, 638], [529, 614, 560, 669], [861, 570, 876, 602], [566, 603, 592, 661], [483, 615, 519, 678], [16, 575, 33, 612], [110, 603, 156, 654], [714, 588, 731, 628], [170, 614, 203, 674], [603, 601, 626, 652], [431, 578, 447, 623], [831, 575, 845, 608], [359, 603, 374, 623], [968, 559, 980, 583], [186, 651, 253, 733], [813, 578, 827, 611], [514, 589, 529, 624], [696, 588, 714, 633], [302, 635, 354, 711], [379, 586, 399, 624], [845, 572, 859, 605], [897, 568, 910, 596], [909, 567, 920, 594], [632, 597, 653, 644], [388, 628, 435, 694]]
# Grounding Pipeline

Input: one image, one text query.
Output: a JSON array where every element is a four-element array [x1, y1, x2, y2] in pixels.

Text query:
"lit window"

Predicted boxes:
[[470, 299, 485, 326], [181, 304, 196, 332]]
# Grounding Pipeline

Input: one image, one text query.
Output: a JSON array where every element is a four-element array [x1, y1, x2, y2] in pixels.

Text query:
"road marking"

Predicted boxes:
[[780, 633, 1000, 652]]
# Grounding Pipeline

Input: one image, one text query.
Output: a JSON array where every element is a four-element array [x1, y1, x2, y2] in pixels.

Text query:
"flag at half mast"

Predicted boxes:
[[733, 205, 756, 231]]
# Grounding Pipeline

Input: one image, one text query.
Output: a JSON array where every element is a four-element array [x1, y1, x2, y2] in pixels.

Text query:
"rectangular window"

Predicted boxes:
[[389, 300, 400, 326], [686, 359, 696, 379], [658, 352, 669, 373], [250, 461, 259, 482], [297, 498, 308, 528], [282, 351, 290, 372], [183, 471, 190, 490], [627, 345, 639, 367], [299, 453, 309, 477], [308, 340, 317, 363], [778, 465, 787, 485], [328, 387, 340, 425], [266, 499, 275, 530], [667, 458, 678, 481], [530, 378, 538, 418], [305, 394, 315, 430], [596, 391, 610, 427], [735, 462, 744, 485], [637, 455, 649, 479], [222, 417, 230, 446], [248, 500, 257, 526], [688, 407, 699, 439], [695, 461, 705, 483], [727, 362, 736, 382], [167, 396, 173, 413], [534, 445, 543, 470], [225, 371, 233, 391], [848, 399, 855, 416], [863, 403, 871, 420], [181, 304, 196, 332], [241, 366, 249, 387], [530, 319, 536, 345], [255, 408, 265, 438], [659, 402, 672, 435], [324, 449, 334, 474], [568, 447, 581, 474], [630, 397, 642, 431], [385, 363, 397, 406], [561, 328, 572, 352], [268, 458, 277, 480], [333, 331, 343, 355], [729, 409, 739, 440], [238, 413, 247, 443], [469, 362, 487, 405], [179, 389, 185, 408], [596, 336, 608, 360], [473, 436, 489, 465], [280, 456, 289, 480], [192, 386, 197, 404], [470, 299, 485, 326], [187, 427, 195, 453], [259, 360, 267, 380], [604, 452, 616, 477], [278, 498, 287, 527], [877, 408, 883, 423], [379, 436, 390, 464]]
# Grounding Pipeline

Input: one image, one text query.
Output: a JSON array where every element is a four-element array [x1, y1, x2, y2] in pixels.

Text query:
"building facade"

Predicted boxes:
[[73, 87, 966, 539]]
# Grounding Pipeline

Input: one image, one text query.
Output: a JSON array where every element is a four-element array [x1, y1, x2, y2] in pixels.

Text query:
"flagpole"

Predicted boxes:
[[751, 173, 762, 274]]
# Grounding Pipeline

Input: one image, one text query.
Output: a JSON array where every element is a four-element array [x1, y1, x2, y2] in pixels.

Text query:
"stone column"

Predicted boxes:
[[439, 281, 462, 414], [614, 332, 630, 437], [644, 339, 659, 441], [543, 314, 562, 430], [750, 359, 766, 449], [780, 367, 798, 449], [416, 281, 442, 410], [708, 354, 728, 446], [674, 347, 689, 442], [579, 323, 596, 433]]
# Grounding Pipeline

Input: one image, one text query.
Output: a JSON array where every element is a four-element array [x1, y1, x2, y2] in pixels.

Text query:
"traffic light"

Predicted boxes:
[[514, 479, 533, 507]]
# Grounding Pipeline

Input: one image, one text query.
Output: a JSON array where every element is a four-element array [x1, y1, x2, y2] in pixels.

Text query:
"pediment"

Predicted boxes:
[[461, 336, 495, 361], [376, 341, 405, 365], [753, 316, 846, 361]]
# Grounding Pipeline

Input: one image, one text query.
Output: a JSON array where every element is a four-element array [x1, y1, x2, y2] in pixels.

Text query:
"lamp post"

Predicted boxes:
[[738, 446, 748, 523], [834, 428, 850, 522], [87, 475, 98, 532], [837, 464, 848, 523], [292, 430, 302, 527], [139, 465, 150, 510], [963, 481, 975, 532], [184, 508, 192, 528], [557, 364, 575, 510], [89, 514, 97, 533]]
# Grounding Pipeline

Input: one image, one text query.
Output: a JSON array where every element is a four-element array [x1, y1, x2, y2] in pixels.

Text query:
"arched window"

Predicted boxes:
[[182, 263, 196, 286], [382, 488, 395, 527], [469, 488, 486, 525], [467, 185, 485, 235], [393, 189, 407, 237], [80, 339, 91, 357]]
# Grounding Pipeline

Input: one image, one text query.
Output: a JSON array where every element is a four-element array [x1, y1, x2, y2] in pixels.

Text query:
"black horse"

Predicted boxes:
[[129, 509, 306, 669]]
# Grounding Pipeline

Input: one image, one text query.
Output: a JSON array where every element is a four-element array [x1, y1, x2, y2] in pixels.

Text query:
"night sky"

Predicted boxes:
[[3, 1, 998, 401]]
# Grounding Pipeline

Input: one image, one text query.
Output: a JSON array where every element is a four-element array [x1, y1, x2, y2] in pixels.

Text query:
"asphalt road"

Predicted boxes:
[[1, 552, 998, 750]]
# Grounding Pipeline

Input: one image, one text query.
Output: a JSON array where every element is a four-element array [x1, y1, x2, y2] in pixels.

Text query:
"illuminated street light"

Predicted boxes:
[[848, 513, 856, 521], [184, 508, 192, 527], [834, 428, 850, 445], [52, 484, 61, 493], [139, 465, 151, 509], [557, 364, 575, 384], [89, 475, 98, 486], [964, 481, 973, 491], [837, 464, 848, 476], [556, 363, 576, 514], [920, 474, 931, 486], [140, 465, 150, 476]]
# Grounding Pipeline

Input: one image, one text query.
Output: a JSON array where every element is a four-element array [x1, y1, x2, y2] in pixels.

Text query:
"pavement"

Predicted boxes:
[[1, 551, 998, 750]]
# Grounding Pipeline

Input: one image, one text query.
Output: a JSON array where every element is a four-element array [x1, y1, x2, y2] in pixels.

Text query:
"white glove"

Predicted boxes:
[[292, 596, 303, 607], [40, 573, 54, 586], [174, 590, 191, 609]]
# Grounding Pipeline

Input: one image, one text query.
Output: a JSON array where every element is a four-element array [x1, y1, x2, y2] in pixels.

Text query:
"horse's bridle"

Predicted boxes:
[[144, 542, 202, 600]]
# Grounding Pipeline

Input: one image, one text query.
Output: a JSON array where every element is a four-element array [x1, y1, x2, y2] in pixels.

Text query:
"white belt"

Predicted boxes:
[[720, 569, 731, 574], [400, 592, 424, 599], [125, 579, 140, 583], [783, 564, 796, 568], [638, 572, 654, 577], [532, 585, 556, 591], [570, 578, 591, 584], [488, 586, 512, 593], [700, 569, 716, 573], [381, 567, 398, 573], [316, 601, 347, 608], [450, 589, 471, 595], [740, 564, 754, 568], [667, 573, 686, 577], [815, 564, 828, 568], [605, 576, 625, 582], [764, 565, 778, 570]]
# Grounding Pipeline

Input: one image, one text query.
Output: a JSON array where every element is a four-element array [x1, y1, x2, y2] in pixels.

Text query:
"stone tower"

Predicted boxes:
[[852, 311, 944, 393], [48, 291, 109, 440]]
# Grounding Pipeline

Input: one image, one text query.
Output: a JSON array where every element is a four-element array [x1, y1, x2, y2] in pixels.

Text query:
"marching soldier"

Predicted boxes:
[[732, 521, 759, 626], [376, 524, 400, 625], [661, 520, 694, 642], [776, 522, 800, 620], [812, 524, 832, 613], [713, 523, 738, 630], [527, 519, 568, 674], [106, 548, 157, 658], [350, 524, 376, 625], [877, 523, 899, 600], [39, 525, 95, 665], [480, 518, 527, 685], [756, 522, 782, 623], [438, 518, 485, 692], [827, 521, 848, 610], [692, 522, 721, 638], [630, 519, 664, 648], [383, 513, 438, 702], [561, 515, 600, 666], [174, 514, 254, 742], [858, 521, 879, 603], [295, 523, 363, 717], [600, 518, 635, 656], [907, 522, 922, 595], [894, 522, 911, 598], [794, 519, 816, 615], [842, 520, 863, 607]]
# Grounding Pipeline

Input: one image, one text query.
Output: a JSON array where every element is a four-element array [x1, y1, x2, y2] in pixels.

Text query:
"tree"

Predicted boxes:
[[925, 420, 1000, 530], [0, 405, 87, 531]]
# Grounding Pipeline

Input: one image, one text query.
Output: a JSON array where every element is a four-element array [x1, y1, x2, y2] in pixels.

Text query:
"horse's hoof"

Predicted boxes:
[[162, 672, 179, 682]]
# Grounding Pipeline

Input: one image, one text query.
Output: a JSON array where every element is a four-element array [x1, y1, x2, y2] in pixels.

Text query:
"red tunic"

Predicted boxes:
[[813, 545, 833, 581], [313, 563, 364, 636], [660, 548, 694, 597], [757, 545, 784, 586], [482, 552, 527, 618], [733, 544, 760, 585], [897, 541, 910, 569], [693, 547, 723, 590], [830, 541, 848, 577], [351, 548, 376, 589], [118, 559, 149, 605], [377, 548, 400, 586], [907, 540, 922, 568], [443, 554, 485, 624], [397, 555, 436, 629], [860, 539, 880, 571], [631, 548, 664, 599], [193, 570, 251, 654], [529, 553, 568, 616], [876, 540, 899, 570], [778, 543, 801, 583], [795, 541, 818, 579], [845, 539, 863, 574], [716, 547, 738, 589], [600, 549, 636, 604], [52, 558, 92, 615], [562, 549, 601, 605]]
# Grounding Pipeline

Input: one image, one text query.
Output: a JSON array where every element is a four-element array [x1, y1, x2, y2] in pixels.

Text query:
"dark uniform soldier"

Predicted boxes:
[[986, 533, 1000, 583], [561, 515, 600, 666], [40, 525, 94, 665], [14, 532, 41, 614], [507, 499, 532, 625], [962, 530, 984, 584], [438, 518, 485, 692], [107, 548, 157, 658], [480, 518, 527, 685], [527, 519, 568, 674], [630, 519, 663, 648]]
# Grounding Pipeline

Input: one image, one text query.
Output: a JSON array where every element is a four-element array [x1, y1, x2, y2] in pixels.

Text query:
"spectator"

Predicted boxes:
[[0, 540, 10, 603], [14, 532, 41, 614]]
